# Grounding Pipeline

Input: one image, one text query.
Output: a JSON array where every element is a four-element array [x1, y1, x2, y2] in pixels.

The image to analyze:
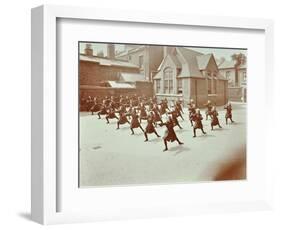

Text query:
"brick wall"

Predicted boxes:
[[135, 81, 153, 98], [228, 87, 244, 102], [190, 78, 208, 107], [79, 61, 139, 86]]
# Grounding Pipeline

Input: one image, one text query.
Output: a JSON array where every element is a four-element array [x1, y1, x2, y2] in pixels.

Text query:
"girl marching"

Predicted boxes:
[[139, 103, 148, 124], [116, 111, 130, 129], [191, 109, 207, 137], [168, 109, 183, 129], [130, 109, 145, 135], [144, 114, 161, 142], [160, 116, 184, 151], [210, 106, 222, 130], [204, 100, 213, 120], [105, 107, 118, 124], [224, 102, 234, 124], [97, 100, 108, 119], [187, 99, 196, 127]]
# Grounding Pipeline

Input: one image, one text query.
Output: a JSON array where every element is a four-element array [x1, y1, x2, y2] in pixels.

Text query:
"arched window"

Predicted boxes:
[[163, 67, 173, 94], [177, 78, 182, 94]]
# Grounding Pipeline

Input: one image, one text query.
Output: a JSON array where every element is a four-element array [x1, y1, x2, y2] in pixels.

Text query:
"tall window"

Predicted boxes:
[[139, 55, 144, 68], [155, 80, 160, 93], [208, 79, 212, 94], [243, 71, 247, 82], [214, 80, 217, 94], [177, 78, 182, 94], [226, 71, 231, 79], [164, 67, 173, 94]]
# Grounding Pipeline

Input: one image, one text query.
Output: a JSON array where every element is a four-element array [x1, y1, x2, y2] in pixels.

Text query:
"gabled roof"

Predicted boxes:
[[80, 54, 139, 69], [170, 55, 182, 69], [218, 60, 236, 69], [154, 47, 207, 79], [154, 47, 229, 80], [176, 47, 203, 78], [196, 53, 213, 70], [157, 54, 181, 71], [119, 73, 146, 82], [177, 47, 203, 59]]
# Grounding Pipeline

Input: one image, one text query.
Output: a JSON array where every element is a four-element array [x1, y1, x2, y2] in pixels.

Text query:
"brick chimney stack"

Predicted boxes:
[[84, 44, 93, 56], [107, 44, 115, 59]]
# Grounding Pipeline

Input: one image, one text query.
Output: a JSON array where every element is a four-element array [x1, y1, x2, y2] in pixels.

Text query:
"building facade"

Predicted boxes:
[[153, 47, 228, 107], [115, 45, 164, 81], [218, 60, 247, 102], [79, 44, 153, 110]]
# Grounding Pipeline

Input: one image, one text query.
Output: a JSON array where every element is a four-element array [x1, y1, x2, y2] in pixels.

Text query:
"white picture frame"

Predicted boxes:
[[31, 4, 274, 225]]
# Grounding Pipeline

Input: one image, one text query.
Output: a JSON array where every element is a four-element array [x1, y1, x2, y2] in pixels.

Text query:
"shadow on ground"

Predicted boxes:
[[168, 145, 190, 155], [18, 212, 31, 221]]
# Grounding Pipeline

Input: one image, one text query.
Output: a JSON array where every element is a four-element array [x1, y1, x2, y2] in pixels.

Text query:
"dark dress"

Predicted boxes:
[[90, 103, 101, 112], [119, 105, 127, 114], [152, 108, 162, 122], [107, 110, 117, 119], [162, 121, 177, 142], [145, 117, 156, 133], [211, 111, 219, 126], [139, 106, 147, 118], [169, 111, 180, 126], [118, 113, 129, 124], [99, 106, 108, 115], [130, 114, 141, 129], [192, 113, 203, 129], [188, 104, 196, 119], [224, 105, 232, 119]]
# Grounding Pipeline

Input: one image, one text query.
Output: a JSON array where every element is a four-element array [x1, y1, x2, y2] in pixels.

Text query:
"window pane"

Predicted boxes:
[[139, 56, 144, 68], [169, 80, 173, 93], [214, 80, 217, 94], [156, 80, 160, 93], [208, 79, 211, 94], [164, 68, 173, 94], [177, 79, 182, 94]]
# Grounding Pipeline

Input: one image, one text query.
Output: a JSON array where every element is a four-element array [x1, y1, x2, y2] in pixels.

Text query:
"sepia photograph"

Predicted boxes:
[[79, 42, 247, 187]]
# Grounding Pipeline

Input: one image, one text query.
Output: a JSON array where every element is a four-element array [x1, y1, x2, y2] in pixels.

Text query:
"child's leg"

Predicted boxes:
[[163, 139, 168, 151], [154, 130, 160, 137], [144, 132, 148, 141], [193, 128, 196, 137]]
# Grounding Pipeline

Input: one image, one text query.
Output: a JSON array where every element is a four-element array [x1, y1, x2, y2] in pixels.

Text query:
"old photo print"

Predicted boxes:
[[79, 42, 247, 187]]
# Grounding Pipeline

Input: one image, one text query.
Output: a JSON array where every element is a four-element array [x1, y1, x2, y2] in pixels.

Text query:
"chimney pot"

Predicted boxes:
[[107, 44, 115, 59], [84, 44, 93, 56]]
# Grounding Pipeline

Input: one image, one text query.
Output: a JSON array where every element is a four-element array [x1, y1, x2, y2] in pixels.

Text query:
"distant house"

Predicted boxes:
[[115, 45, 164, 81], [153, 47, 228, 107], [218, 60, 247, 102], [218, 60, 247, 87]]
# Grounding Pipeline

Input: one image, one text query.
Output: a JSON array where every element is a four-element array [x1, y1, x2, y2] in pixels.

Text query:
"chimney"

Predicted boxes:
[[84, 44, 93, 56], [107, 44, 115, 59]]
